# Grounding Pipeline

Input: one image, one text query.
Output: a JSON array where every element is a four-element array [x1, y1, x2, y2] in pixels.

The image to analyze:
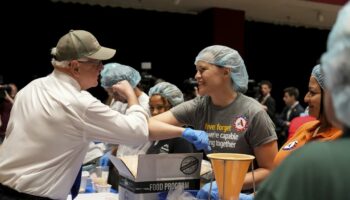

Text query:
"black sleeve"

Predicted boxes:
[[265, 97, 276, 120], [276, 106, 288, 127]]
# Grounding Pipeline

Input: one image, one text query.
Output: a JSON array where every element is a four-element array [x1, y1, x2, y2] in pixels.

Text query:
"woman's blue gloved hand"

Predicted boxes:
[[182, 128, 211, 152]]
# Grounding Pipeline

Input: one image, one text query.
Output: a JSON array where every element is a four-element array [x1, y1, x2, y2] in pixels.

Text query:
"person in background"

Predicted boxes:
[[273, 64, 342, 167], [146, 81, 194, 154], [0, 30, 209, 200], [182, 77, 199, 101], [255, 3, 350, 199], [148, 45, 278, 195], [275, 86, 304, 147], [0, 83, 17, 144], [255, 80, 276, 124]]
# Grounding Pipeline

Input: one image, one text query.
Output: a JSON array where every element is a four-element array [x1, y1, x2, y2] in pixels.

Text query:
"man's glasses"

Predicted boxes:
[[77, 60, 103, 67]]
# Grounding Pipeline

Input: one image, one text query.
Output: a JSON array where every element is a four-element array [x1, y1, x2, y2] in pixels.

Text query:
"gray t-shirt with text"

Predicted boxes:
[[171, 93, 277, 155]]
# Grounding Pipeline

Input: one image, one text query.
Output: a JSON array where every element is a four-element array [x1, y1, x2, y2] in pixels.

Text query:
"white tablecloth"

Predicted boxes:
[[67, 193, 118, 200]]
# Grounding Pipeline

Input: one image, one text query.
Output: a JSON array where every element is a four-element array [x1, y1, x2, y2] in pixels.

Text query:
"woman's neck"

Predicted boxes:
[[317, 113, 333, 132], [210, 89, 238, 107]]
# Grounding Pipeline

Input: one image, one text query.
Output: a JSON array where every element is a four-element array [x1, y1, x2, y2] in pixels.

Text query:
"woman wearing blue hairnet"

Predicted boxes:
[[146, 82, 194, 154], [273, 64, 342, 167], [255, 2, 350, 200], [100, 62, 153, 157], [98, 62, 153, 190], [149, 45, 278, 196]]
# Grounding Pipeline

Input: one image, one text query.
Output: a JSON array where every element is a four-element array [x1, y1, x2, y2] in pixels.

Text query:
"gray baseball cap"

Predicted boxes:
[[53, 30, 116, 61]]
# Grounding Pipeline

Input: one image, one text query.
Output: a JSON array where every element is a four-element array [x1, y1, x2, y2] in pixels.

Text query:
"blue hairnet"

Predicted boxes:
[[148, 82, 184, 107], [194, 45, 248, 93], [100, 63, 141, 88], [321, 2, 350, 127], [311, 64, 325, 89]]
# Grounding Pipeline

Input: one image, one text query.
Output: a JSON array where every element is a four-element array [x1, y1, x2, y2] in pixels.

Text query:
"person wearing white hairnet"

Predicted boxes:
[[255, 2, 350, 200], [146, 82, 194, 154], [149, 45, 278, 195]]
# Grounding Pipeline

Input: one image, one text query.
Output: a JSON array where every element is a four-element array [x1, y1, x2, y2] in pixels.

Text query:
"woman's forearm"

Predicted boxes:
[[242, 167, 271, 190]]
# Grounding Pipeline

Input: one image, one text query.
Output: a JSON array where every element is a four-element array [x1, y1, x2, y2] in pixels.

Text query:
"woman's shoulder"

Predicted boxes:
[[299, 120, 320, 130], [188, 95, 210, 106], [292, 120, 320, 137], [240, 94, 261, 105], [237, 94, 264, 112]]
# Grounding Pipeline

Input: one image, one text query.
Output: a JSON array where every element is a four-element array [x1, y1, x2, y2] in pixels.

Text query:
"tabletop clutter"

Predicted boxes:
[[80, 166, 112, 193], [77, 152, 254, 200]]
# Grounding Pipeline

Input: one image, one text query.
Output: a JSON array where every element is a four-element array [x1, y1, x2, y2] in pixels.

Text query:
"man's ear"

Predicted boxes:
[[69, 60, 80, 75]]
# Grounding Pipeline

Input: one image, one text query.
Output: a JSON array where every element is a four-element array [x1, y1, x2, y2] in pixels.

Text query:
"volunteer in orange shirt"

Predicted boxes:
[[273, 64, 342, 167]]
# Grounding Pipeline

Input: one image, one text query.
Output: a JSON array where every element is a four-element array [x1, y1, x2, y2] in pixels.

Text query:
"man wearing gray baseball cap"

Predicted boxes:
[[53, 30, 116, 61], [0, 30, 210, 200]]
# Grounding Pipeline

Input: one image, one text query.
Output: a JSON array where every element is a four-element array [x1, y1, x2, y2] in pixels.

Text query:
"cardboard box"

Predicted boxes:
[[109, 153, 202, 200]]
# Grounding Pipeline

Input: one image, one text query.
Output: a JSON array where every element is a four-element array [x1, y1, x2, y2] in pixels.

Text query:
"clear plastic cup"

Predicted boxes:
[[95, 183, 111, 193], [95, 166, 109, 183]]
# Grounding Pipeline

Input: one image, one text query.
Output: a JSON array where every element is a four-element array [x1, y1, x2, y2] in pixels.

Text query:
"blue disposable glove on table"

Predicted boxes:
[[182, 128, 211, 152], [240, 193, 254, 200], [196, 181, 254, 200], [196, 181, 218, 200], [99, 151, 111, 167]]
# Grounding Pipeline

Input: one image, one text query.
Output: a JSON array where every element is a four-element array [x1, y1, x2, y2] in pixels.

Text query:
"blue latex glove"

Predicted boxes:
[[182, 128, 211, 152], [240, 193, 254, 200], [99, 151, 111, 167], [196, 181, 254, 200], [196, 181, 218, 200]]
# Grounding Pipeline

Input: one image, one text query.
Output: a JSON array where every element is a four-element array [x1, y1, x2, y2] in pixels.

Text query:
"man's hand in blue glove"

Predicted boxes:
[[99, 151, 111, 167], [197, 181, 254, 200], [182, 128, 211, 152]]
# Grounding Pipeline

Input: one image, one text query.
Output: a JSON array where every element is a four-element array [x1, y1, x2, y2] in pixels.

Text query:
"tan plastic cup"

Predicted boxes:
[[207, 153, 255, 200]]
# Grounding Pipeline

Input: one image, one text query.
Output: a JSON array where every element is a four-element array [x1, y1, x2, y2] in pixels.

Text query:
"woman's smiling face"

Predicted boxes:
[[304, 76, 322, 119]]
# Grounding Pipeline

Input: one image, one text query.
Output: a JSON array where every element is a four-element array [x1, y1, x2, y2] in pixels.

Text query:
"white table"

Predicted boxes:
[[67, 192, 119, 200]]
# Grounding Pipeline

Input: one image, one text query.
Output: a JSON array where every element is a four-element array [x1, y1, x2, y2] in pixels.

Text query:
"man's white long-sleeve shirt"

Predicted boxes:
[[0, 70, 149, 199]]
